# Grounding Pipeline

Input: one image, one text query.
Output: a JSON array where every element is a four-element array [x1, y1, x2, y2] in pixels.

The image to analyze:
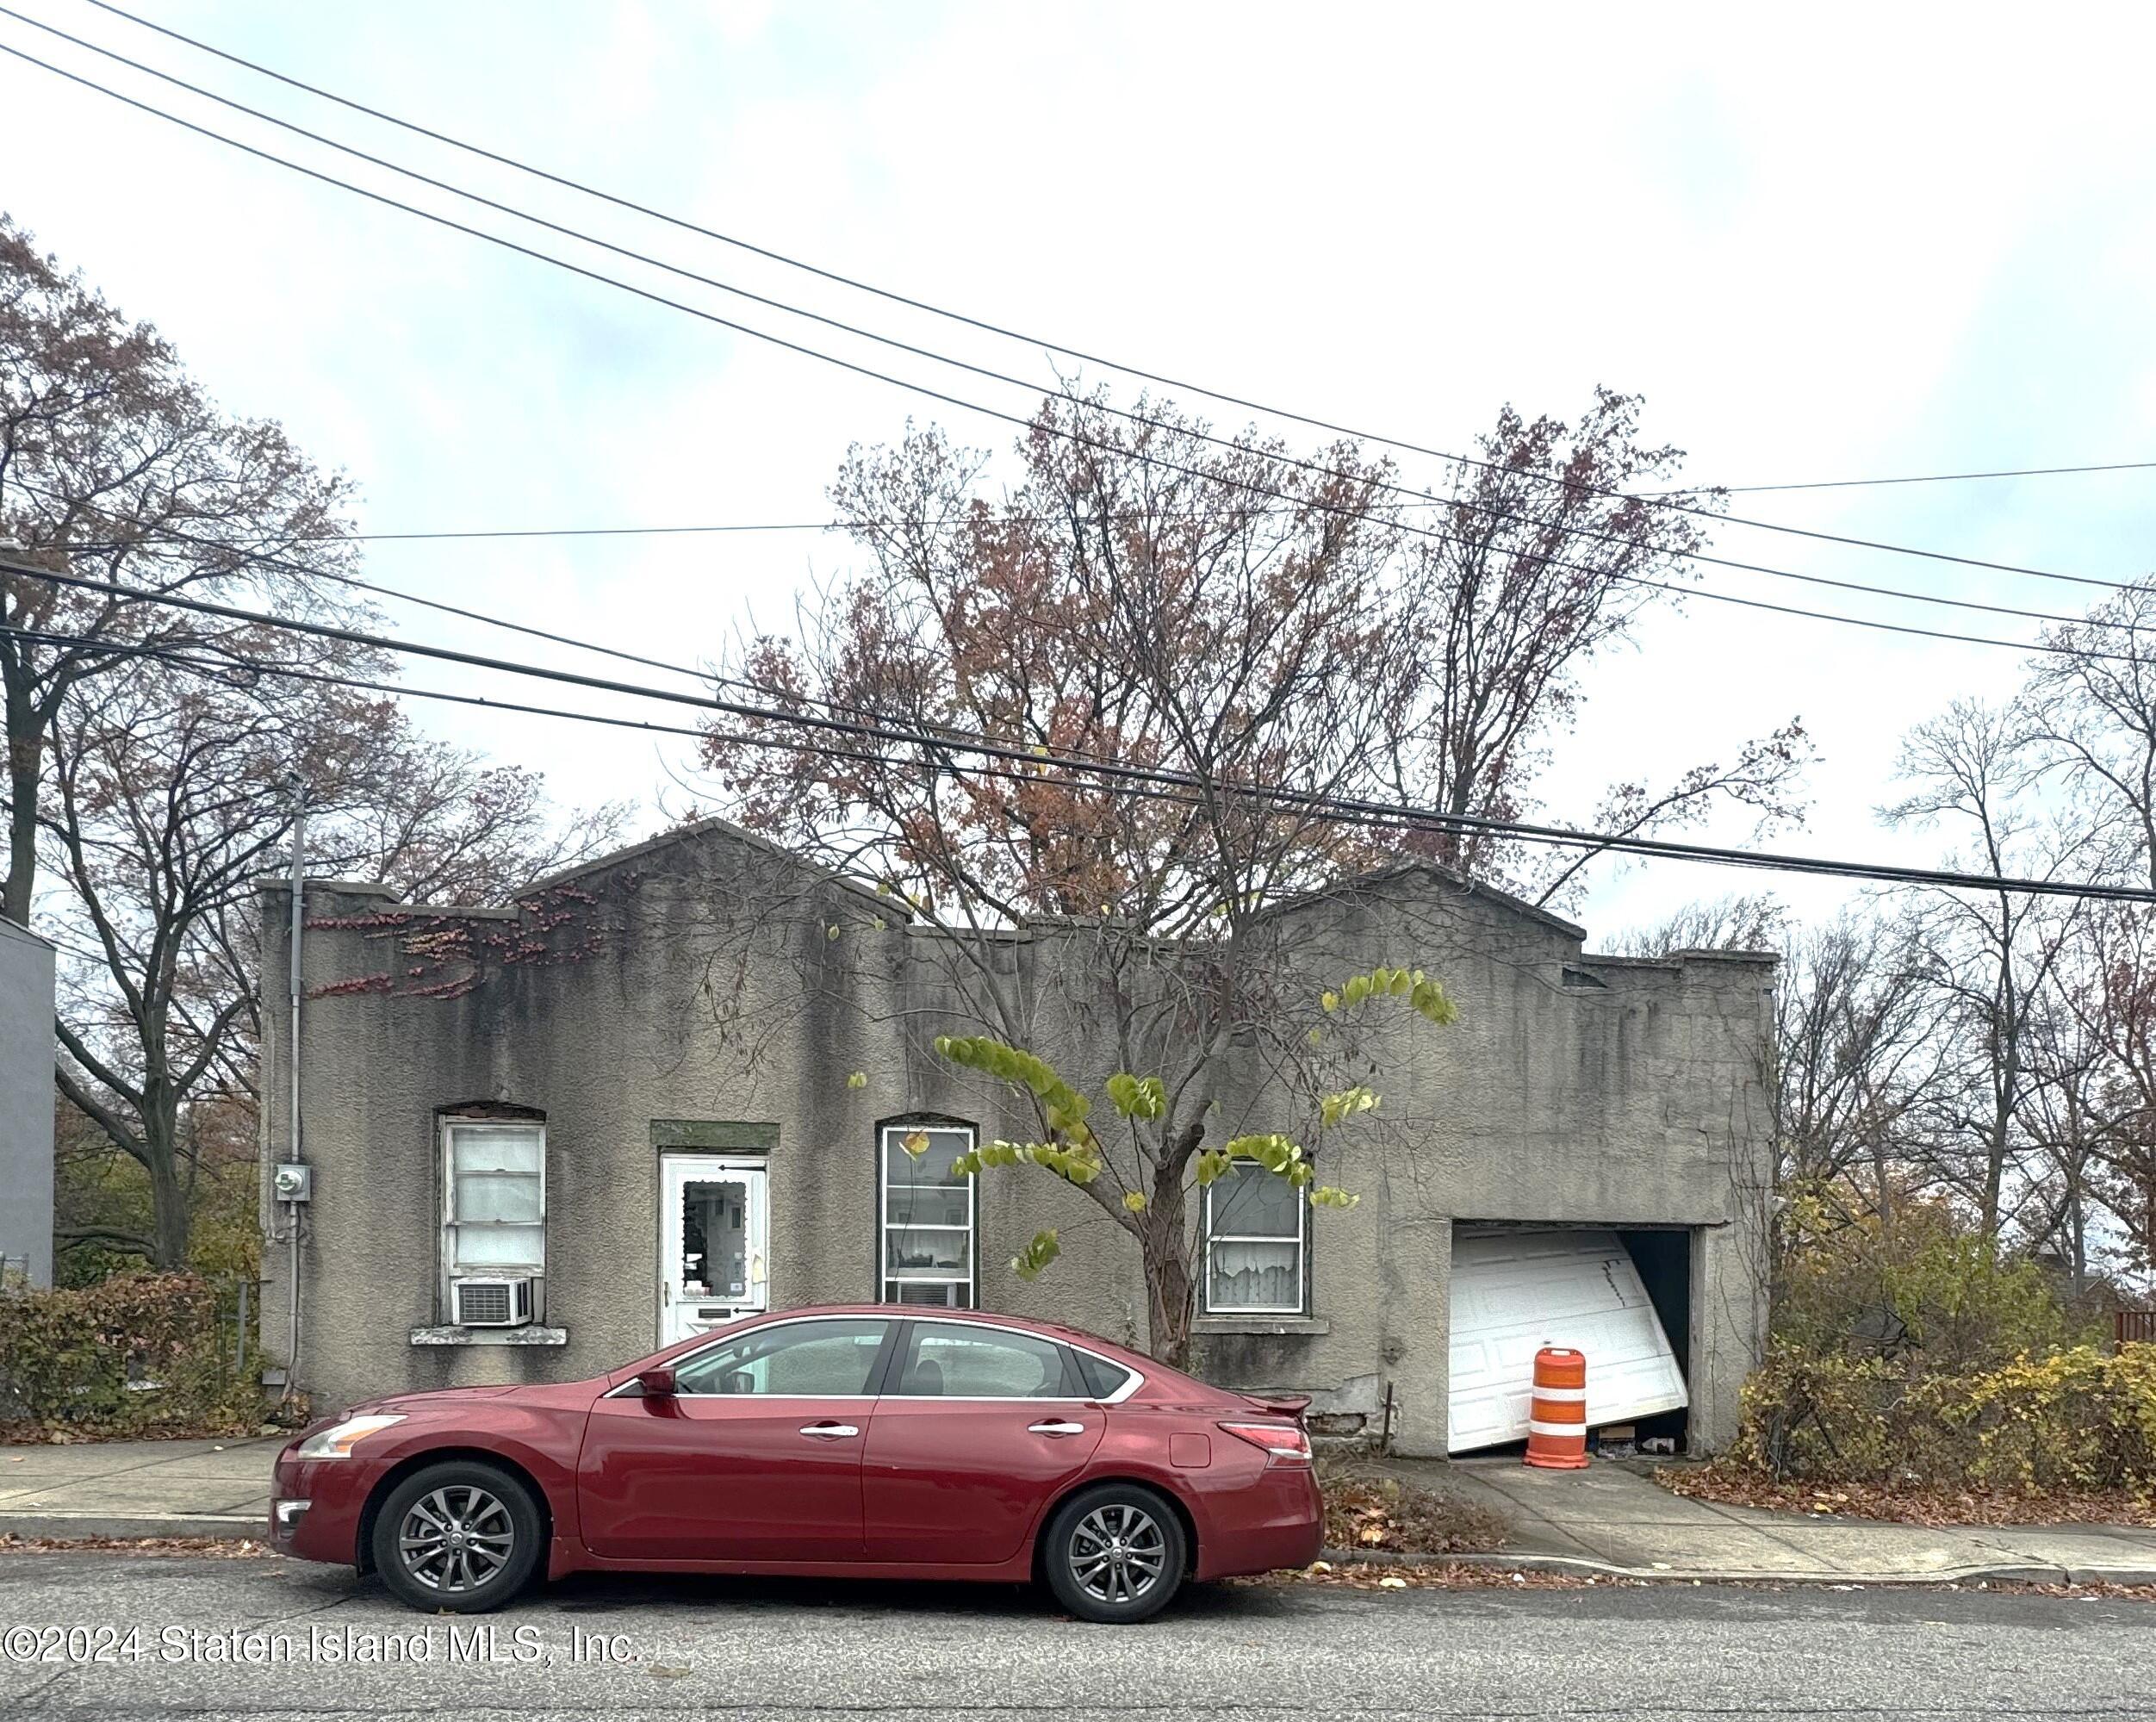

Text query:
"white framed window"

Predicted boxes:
[[442, 1120, 546, 1296], [1203, 1169, 1306, 1314], [879, 1122, 976, 1309]]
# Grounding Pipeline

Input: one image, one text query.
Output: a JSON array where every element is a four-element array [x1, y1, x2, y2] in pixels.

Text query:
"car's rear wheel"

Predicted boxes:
[[1041, 1483, 1186, 1623], [371, 1460, 542, 1613]]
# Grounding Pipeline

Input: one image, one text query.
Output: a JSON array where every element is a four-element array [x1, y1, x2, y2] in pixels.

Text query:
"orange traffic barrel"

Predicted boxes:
[[1524, 1345, 1589, 1470]]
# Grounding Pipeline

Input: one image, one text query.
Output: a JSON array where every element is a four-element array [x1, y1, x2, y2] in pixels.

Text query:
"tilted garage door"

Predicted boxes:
[[1446, 1227, 1687, 1454]]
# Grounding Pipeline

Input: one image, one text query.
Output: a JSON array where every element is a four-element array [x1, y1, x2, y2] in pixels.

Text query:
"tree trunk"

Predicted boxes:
[[143, 1097, 192, 1271], [1140, 1187, 1196, 1371]]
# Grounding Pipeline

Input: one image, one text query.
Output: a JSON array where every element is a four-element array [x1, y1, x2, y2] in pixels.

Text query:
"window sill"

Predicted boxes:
[[1192, 1315, 1330, 1337], [409, 1325, 569, 1347]]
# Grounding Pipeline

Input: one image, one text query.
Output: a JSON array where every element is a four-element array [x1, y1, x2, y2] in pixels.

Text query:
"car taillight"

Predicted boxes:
[[1219, 1420, 1312, 1467]]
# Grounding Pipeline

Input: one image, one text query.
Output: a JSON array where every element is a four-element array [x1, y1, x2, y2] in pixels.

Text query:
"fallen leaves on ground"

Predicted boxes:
[[0, 1534, 271, 1557], [1264, 1565, 2156, 1601], [1657, 1462, 2156, 1528], [1319, 1464, 1511, 1554], [0, 1421, 295, 1446], [1256, 1562, 1625, 1590]]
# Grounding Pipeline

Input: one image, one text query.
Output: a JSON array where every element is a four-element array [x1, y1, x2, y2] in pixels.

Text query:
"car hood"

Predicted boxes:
[[346, 1384, 529, 1416]]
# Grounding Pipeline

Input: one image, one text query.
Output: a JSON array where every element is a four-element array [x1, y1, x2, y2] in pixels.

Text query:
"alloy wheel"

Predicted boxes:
[[1067, 1501, 1167, 1606], [397, 1483, 515, 1594]]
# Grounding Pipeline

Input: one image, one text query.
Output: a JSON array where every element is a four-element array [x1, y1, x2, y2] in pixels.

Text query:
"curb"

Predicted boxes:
[[0, 1512, 263, 1543], [0, 1520, 2148, 1588], [1321, 1546, 2156, 1588]]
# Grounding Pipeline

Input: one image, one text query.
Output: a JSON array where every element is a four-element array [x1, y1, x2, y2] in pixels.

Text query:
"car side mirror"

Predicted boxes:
[[637, 1365, 677, 1397]]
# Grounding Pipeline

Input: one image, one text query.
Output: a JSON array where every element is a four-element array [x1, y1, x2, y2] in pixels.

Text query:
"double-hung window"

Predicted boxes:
[[879, 1122, 976, 1308], [443, 1121, 546, 1289], [1202, 1168, 1306, 1314]]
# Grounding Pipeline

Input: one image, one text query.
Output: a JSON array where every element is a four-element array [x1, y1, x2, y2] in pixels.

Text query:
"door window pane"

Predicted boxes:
[[674, 1319, 890, 1396], [680, 1176, 752, 1296], [892, 1322, 1071, 1397]]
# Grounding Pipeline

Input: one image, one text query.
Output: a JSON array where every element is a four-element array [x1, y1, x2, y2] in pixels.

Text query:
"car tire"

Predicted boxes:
[[370, 1460, 543, 1614], [1041, 1482, 1187, 1624]]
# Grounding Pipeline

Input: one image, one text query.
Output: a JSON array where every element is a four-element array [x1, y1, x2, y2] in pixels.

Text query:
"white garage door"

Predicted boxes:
[[1446, 1227, 1687, 1454]]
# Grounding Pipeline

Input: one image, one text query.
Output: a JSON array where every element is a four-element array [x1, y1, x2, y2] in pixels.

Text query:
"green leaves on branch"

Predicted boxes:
[[1197, 1133, 1314, 1189], [949, 1138, 1103, 1185], [1320, 1085, 1380, 1128], [1106, 1072, 1165, 1119], [934, 1035, 1098, 1148], [933, 1035, 1365, 1231], [1320, 966, 1457, 1025], [1196, 1135, 1359, 1210], [1011, 1229, 1060, 1280]]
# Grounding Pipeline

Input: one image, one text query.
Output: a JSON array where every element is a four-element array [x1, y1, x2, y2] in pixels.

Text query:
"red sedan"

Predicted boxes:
[[270, 1306, 1321, 1623]]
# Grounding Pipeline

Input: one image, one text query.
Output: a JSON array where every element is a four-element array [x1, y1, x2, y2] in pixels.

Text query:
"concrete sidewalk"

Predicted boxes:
[[0, 1436, 280, 1540], [3, 1437, 2155, 1587], [1399, 1457, 2156, 1586]]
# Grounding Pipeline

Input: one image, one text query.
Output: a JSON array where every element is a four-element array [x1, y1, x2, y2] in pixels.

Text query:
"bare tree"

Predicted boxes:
[[1773, 911, 1951, 1213], [1883, 701, 2091, 1235], [1372, 386, 1811, 898], [2023, 578, 2156, 890], [1, 214, 357, 923], [711, 392, 1466, 1361], [44, 643, 622, 1269]]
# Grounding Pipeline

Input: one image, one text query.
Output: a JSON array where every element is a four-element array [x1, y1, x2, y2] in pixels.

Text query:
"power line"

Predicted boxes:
[[22, 3, 2140, 598], [1699, 461, 2156, 496], [6, 32, 2146, 667], [44, 503, 2156, 669], [68, 500, 2148, 643], [3, 551, 2149, 905]]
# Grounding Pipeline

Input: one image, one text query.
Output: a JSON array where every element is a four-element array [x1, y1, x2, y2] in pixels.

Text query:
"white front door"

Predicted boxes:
[[660, 1155, 769, 1346]]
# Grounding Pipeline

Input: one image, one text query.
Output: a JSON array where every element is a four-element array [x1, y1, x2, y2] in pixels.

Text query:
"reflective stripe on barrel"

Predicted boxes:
[[1524, 1346, 1589, 1470]]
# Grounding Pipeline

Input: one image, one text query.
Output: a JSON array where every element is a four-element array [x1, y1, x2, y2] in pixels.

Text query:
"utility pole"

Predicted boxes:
[[282, 778, 307, 1407]]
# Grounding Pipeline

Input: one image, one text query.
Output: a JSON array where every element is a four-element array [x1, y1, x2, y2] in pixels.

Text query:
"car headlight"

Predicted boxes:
[[295, 1414, 405, 1459]]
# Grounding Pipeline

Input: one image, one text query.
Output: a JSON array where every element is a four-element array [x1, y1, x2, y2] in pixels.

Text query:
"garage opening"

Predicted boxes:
[[1446, 1223, 1693, 1456]]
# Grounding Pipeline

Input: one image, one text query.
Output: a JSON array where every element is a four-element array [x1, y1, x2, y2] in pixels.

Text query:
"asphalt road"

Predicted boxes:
[[0, 1552, 2150, 1720]]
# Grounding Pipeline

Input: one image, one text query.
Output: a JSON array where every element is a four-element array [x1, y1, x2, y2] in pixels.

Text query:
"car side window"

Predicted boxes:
[[672, 1318, 890, 1396], [1072, 1350, 1136, 1400], [890, 1322, 1075, 1398]]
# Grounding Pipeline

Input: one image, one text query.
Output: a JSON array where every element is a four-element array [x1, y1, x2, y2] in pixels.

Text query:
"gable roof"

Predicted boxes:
[[1264, 858, 1587, 941], [513, 813, 909, 920]]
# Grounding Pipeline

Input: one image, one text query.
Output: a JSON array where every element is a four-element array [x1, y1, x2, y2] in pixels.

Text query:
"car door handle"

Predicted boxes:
[[1028, 1420, 1086, 1436], [799, 1422, 859, 1439]]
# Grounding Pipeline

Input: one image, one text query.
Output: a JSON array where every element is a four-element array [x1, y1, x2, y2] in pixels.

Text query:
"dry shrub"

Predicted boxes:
[[1731, 1340, 2156, 1496], [0, 1272, 258, 1438]]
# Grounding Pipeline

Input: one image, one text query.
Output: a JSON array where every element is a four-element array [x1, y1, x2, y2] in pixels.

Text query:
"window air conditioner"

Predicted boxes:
[[450, 1276, 537, 1328]]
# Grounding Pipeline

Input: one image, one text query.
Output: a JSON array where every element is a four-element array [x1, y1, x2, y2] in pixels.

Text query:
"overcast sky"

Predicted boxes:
[[6, 0, 2155, 942]]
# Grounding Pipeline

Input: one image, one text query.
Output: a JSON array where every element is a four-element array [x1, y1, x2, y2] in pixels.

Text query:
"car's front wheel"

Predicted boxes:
[[370, 1460, 542, 1613], [1041, 1483, 1186, 1623]]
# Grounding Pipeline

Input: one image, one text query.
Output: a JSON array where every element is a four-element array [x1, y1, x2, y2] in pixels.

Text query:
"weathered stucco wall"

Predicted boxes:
[[260, 822, 1772, 1456]]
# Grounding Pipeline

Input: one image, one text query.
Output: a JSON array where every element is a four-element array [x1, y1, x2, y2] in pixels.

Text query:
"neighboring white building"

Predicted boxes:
[[0, 914, 55, 1288]]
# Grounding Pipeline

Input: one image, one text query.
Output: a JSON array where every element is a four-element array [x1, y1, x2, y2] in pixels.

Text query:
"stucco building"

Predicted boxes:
[[258, 817, 1774, 1458]]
